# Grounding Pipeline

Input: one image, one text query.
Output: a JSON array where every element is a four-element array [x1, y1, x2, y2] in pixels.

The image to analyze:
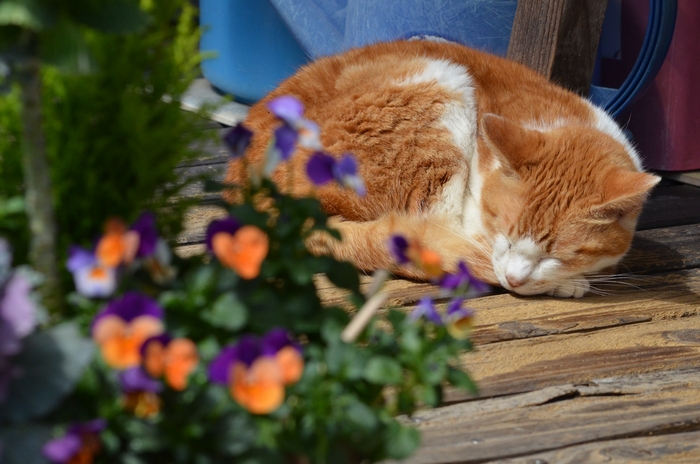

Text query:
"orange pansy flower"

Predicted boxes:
[[230, 358, 285, 415], [211, 225, 269, 279], [92, 315, 164, 369], [143, 337, 199, 391]]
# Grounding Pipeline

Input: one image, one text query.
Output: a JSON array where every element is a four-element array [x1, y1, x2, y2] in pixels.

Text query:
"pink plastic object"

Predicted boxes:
[[625, 0, 700, 171]]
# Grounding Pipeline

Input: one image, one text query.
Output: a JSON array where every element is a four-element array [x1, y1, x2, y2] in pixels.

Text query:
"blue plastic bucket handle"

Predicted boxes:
[[591, 0, 677, 116]]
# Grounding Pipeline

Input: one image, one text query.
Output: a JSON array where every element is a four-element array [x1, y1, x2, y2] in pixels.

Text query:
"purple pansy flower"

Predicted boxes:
[[208, 331, 301, 385], [205, 217, 242, 251], [305, 152, 335, 185], [267, 95, 304, 124], [306, 152, 366, 196], [208, 344, 239, 385], [274, 123, 299, 160], [261, 327, 302, 359], [66, 246, 116, 298], [42, 419, 106, 464], [0, 272, 37, 357], [440, 261, 489, 296], [119, 367, 163, 394], [208, 335, 260, 385], [445, 298, 475, 340], [223, 123, 253, 158], [388, 234, 410, 264], [130, 212, 159, 258], [409, 296, 443, 325], [91, 291, 164, 333]]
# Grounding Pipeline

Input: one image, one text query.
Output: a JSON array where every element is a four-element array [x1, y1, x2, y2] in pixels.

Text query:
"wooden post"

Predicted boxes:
[[506, 0, 609, 96]]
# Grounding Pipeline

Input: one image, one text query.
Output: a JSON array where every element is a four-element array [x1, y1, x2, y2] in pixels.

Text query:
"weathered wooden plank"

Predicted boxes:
[[394, 368, 700, 464], [506, 0, 608, 95], [623, 223, 700, 274], [492, 430, 700, 463], [449, 273, 700, 399], [175, 205, 227, 245], [663, 170, 700, 188], [183, 128, 230, 167], [637, 184, 700, 231]]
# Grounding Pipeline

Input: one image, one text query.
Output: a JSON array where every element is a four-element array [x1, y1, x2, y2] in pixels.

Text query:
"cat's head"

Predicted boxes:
[[479, 115, 659, 296]]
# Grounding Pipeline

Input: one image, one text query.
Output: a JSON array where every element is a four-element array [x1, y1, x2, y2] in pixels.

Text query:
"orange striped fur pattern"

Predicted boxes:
[[226, 40, 659, 298]]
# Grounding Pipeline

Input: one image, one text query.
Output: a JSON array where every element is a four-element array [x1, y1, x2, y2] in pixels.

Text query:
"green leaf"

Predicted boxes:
[[0, 0, 57, 30], [0, 424, 52, 464], [385, 420, 421, 460], [325, 261, 361, 294], [447, 367, 478, 394], [41, 18, 95, 74], [345, 400, 378, 431], [0, 323, 94, 422], [201, 292, 248, 331], [64, 0, 149, 34], [399, 325, 422, 354], [363, 356, 403, 385]]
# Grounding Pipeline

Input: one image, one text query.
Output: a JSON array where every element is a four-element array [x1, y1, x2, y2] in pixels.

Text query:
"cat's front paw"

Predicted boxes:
[[546, 278, 590, 298]]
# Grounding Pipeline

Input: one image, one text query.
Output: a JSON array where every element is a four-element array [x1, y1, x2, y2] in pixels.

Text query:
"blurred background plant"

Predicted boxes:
[[0, 0, 209, 312]]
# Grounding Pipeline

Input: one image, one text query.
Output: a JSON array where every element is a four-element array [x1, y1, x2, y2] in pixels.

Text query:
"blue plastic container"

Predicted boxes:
[[199, 0, 309, 103], [199, 0, 676, 114]]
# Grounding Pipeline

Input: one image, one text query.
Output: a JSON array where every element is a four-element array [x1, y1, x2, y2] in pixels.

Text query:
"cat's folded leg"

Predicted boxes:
[[305, 213, 496, 283]]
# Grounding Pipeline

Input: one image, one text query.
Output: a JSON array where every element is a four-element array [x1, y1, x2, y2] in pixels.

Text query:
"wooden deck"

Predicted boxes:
[[177, 105, 700, 462]]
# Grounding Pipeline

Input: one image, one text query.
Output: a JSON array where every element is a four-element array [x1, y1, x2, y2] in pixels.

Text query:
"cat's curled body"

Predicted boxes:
[[226, 40, 660, 298]]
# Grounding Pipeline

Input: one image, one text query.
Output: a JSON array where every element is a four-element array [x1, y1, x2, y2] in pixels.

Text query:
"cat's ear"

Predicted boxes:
[[587, 170, 661, 224], [481, 114, 541, 176]]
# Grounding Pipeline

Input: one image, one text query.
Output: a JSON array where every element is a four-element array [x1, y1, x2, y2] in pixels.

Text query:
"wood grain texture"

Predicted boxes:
[[506, 0, 608, 95], [637, 184, 700, 231], [493, 430, 700, 463], [391, 368, 700, 464]]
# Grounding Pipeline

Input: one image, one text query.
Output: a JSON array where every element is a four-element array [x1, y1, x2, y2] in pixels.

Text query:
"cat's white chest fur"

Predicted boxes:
[[402, 58, 484, 236]]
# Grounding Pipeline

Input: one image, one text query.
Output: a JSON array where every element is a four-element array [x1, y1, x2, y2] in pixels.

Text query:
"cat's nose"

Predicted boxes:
[[506, 274, 526, 288]]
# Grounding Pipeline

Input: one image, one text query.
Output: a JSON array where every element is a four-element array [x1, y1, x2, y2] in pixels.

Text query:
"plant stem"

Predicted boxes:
[[16, 31, 62, 313]]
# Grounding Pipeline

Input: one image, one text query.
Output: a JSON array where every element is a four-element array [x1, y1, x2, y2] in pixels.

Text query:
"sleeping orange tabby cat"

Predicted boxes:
[[225, 40, 659, 298]]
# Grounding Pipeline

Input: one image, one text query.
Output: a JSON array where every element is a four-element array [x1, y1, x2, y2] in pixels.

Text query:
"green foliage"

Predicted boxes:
[[0, 0, 209, 263], [0, 323, 94, 423]]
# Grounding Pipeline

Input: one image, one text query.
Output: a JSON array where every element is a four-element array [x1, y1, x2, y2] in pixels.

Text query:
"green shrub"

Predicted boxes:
[[0, 0, 209, 264]]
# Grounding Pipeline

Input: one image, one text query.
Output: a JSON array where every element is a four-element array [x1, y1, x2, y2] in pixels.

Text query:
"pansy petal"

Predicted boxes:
[[94, 292, 164, 324], [91, 315, 126, 344], [446, 306, 475, 340], [74, 265, 117, 298], [164, 338, 199, 391], [66, 246, 95, 273], [231, 378, 285, 415], [335, 154, 358, 177], [119, 367, 163, 394], [129, 315, 166, 342], [130, 212, 159, 257], [274, 124, 298, 161], [42, 433, 82, 463], [95, 233, 126, 267], [297, 119, 322, 150], [142, 339, 167, 378], [306, 152, 336, 186], [205, 217, 241, 251], [275, 346, 304, 385], [388, 235, 410, 264], [212, 226, 268, 279], [68, 419, 107, 435], [267, 95, 304, 123], [208, 345, 238, 384], [223, 123, 253, 158]]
